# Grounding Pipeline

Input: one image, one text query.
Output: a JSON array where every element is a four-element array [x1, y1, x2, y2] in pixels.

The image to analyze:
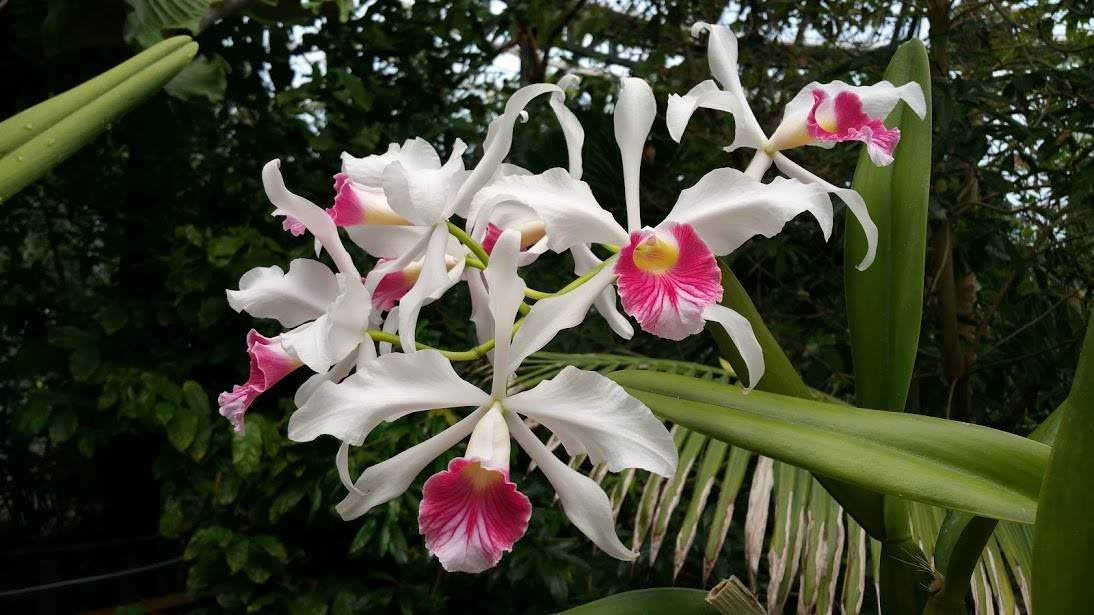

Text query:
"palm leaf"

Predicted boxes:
[[515, 351, 1037, 613]]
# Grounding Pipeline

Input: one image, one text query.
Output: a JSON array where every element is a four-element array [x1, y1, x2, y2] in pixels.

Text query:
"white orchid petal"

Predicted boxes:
[[363, 226, 435, 294], [506, 413, 636, 561], [451, 83, 562, 215], [464, 270, 495, 348], [341, 138, 442, 188], [381, 149, 468, 226], [483, 231, 525, 394], [262, 160, 359, 278], [345, 224, 431, 259], [288, 349, 490, 445], [691, 23, 767, 149], [666, 80, 739, 142], [336, 442, 365, 496], [336, 406, 487, 520], [379, 306, 400, 355], [614, 78, 656, 232], [395, 225, 454, 352], [773, 153, 877, 270], [664, 167, 833, 255], [505, 366, 676, 476], [549, 75, 585, 179], [507, 257, 618, 373], [702, 304, 765, 390], [293, 350, 357, 407], [472, 169, 627, 252], [281, 274, 371, 372], [226, 259, 339, 327], [572, 245, 633, 339]]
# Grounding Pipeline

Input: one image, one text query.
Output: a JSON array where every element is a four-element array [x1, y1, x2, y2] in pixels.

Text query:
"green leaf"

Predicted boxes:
[[226, 538, 250, 573], [843, 39, 933, 614], [0, 36, 192, 157], [182, 380, 210, 414], [0, 40, 198, 203], [709, 264, 886, 539], [167, 409, 198, 451], [125, 0, 211, 47], [845, 38, 933, 413], [254, 535, 288, 562], [49, 409, 78, 443], [1032, 314, 1094, 613], [559, 588, 718, 614], [231, 415, 265, 476], [165, 54, 228, 103], [269, 484, 307, 524], [673, 439, 727, 580], [609, 370, 1048, 524], [701, 446, 751, 585]]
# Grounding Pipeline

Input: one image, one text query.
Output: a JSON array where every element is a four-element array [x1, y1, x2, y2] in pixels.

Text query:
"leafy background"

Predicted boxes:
[[0, 0, 1090, 612]]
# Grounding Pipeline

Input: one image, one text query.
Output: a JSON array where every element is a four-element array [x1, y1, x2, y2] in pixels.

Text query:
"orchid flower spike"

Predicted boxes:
[[668, 22, 926, 270], [457, 77, 843, 388], [217, 160, 375, 431], [325, 84, 563, 352], [287, 231, 677, 573]]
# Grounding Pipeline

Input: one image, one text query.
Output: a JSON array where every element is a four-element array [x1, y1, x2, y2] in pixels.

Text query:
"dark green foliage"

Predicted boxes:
[[0, 1, 1090, 612]]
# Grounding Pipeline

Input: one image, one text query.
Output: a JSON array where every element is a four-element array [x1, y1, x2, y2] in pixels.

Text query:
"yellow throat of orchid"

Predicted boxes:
[[632, 233, 679, 274]]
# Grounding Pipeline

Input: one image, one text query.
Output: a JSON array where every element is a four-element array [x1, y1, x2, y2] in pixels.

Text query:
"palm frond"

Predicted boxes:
[[514, 352, 1032, 613]]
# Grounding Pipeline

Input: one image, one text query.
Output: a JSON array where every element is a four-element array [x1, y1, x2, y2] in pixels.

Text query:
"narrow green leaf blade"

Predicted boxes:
[[673, 439, 728, 579], [702, 446, 752, 585], [1032, 315, 1094, 612], [610, 370, 1048, 524]]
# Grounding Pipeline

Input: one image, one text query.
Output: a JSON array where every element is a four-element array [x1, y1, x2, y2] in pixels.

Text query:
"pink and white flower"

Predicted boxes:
[[325, 84, 564, 352], [287, 232, 677, 572], [667, 22, 925, 270], [217, 329, 303, 432], [466, 78, 842, 387]]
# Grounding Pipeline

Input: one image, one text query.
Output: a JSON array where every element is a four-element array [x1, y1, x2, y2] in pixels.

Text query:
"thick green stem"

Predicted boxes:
[[446, 222, 490, 265]]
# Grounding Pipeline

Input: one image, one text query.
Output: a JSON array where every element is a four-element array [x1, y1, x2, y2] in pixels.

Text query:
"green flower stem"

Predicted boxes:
[[447, 222, 490, 264], [524, 258, 613, 300], [365, 321, 523, 362], [464, 256, 486, 270]]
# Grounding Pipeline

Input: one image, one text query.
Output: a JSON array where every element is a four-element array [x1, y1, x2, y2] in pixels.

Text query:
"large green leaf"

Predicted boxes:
[[844, 38, 932, 413], [125, 0, 212, 47], [559, 588, 717, 614], [1032, 314, 1094, 612], [0, 40, 197, 203], [609, 370, 1048, 524]]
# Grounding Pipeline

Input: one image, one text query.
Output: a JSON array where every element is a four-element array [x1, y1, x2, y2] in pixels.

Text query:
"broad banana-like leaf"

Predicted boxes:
[[560, 588, 718, 614], [1032, 314, 1094, 613], [0, 38, 198, 202], [609, 370, 1048, 524]]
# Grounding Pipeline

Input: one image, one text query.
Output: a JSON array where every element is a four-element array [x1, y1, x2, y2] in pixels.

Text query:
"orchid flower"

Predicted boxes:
[[467, 78, 839, 388], [217, 161, 374, 430], [326, 84, 563, 352], [667, 22, 926, 270], [287, 231, 678, 572]]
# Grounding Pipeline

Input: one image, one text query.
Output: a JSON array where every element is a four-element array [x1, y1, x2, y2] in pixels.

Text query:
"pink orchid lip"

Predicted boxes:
[[328, 173, 411, 227], [418, 457, 531, 573], [369, 256, 461, 312], [217, 330, 301, 432], [807, 89, 901, 161], [281, 216, 307, 237], [614, 222, 723, 341], [480, 221, 547, 255]]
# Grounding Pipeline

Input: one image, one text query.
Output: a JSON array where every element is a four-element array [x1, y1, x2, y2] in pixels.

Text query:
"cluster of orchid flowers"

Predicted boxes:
[[217, 23, 924, 574]]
